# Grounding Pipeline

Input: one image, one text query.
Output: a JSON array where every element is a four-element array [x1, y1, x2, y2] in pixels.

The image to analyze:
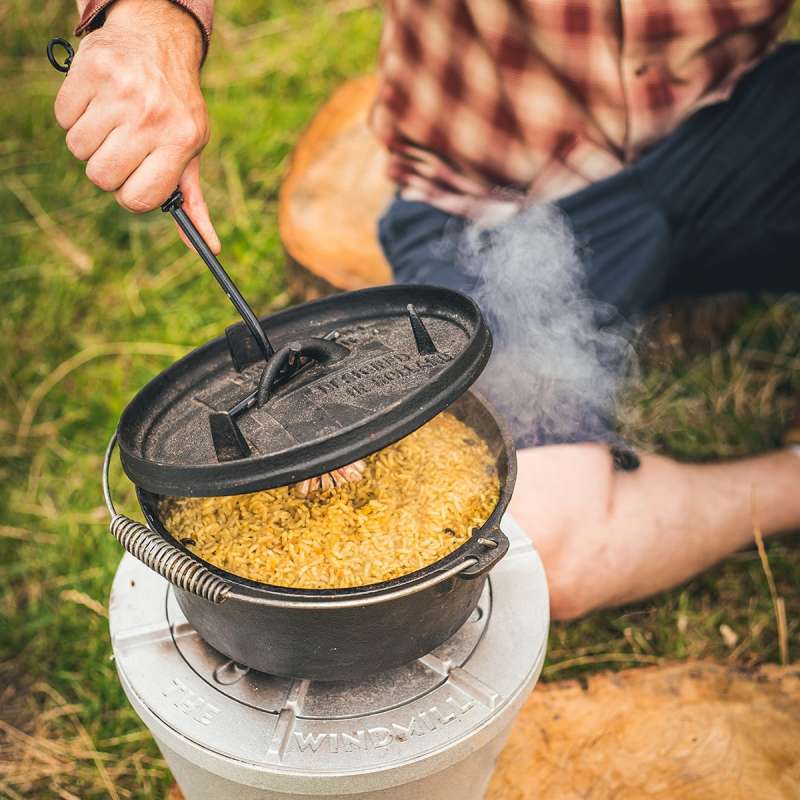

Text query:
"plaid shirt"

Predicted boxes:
[[78, 0, 792, 222]]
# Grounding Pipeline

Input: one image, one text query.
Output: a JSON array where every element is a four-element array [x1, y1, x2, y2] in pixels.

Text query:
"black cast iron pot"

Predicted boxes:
[[104, 389, 516, 681]]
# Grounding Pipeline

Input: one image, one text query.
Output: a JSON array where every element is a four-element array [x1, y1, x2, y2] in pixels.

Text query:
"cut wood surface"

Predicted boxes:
[[487, 660, 800, 800], [169, 660, 800, 799], [278, 74, 394, 299]]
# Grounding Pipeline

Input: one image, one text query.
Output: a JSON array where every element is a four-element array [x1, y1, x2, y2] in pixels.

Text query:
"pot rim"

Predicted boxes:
[[135, 388, 517, 605]]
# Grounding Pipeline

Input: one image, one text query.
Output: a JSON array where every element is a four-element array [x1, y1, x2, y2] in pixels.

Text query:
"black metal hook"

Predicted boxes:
[[47, 37, 74, 73], [162, 189, 275, 361]]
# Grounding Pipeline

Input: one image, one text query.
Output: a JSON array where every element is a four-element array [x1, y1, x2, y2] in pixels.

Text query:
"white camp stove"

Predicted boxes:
[[109, 516, 548, 800]]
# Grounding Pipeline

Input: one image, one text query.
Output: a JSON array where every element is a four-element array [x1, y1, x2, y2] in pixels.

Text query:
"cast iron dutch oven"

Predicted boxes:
[[101, 278, 517, 681], [47, 36, 516, 682]]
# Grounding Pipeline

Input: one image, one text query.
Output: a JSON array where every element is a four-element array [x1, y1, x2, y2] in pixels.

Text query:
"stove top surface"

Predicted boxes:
[[167, 581, 490, 719], [110, 515, 548, 778]]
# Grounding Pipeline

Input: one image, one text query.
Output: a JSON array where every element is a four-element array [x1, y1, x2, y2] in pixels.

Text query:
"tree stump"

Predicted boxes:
[[169, 660, 800, 799], [278, 74, 394, 301], [487, 661, 800, 800]]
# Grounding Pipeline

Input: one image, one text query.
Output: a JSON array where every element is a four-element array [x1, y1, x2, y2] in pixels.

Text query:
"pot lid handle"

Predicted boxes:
[[256, 338, 350, 407]]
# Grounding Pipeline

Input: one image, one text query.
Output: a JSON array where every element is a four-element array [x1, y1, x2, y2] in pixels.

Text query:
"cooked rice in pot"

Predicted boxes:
[[159, 412, 500, 589]]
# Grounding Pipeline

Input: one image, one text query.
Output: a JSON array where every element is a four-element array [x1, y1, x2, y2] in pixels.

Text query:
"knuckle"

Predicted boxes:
[[85, 160, 119, 192], [140, 91, 170, 126], [65, 128, 87, 160], [53, 93, 71, 129], [174, 118, 205, 151], [86, 44, 118, 77], [116, 70, 143, 99], [115, 187, 155, 214]]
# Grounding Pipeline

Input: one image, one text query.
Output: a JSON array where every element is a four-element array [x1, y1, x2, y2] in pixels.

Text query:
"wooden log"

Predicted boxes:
[[278, 74, 394, 300], [169, 660, 800, 799], [487, 660, 800, 800]]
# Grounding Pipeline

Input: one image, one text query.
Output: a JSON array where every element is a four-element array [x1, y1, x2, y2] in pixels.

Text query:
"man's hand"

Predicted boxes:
[[54, 0, 220, 253]]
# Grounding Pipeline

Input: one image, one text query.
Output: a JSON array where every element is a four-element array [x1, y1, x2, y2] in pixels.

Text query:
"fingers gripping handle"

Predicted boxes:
[[103, 434, 231, 603], [45, 41, 271, 365]]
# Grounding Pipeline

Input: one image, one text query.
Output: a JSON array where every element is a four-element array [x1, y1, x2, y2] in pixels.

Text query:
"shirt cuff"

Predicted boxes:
[[75, 0, 213, 61]]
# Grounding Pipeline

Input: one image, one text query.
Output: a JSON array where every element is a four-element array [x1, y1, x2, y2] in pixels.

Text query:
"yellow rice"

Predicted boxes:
[[159, 412, 500, 589]]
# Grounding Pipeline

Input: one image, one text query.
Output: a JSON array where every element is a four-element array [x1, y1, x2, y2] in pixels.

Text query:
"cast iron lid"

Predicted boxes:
[[117, 285, 492, 496]]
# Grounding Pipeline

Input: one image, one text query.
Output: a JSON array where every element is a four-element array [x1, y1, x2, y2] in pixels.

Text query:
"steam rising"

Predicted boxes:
[[456, 205, 636, 447]]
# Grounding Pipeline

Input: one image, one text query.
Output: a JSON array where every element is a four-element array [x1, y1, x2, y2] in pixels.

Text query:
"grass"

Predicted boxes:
[[1, 1, 798, 797]]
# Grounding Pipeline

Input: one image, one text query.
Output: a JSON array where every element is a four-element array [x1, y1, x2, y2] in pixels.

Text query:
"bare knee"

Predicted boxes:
[[509, 443, 616, 620]]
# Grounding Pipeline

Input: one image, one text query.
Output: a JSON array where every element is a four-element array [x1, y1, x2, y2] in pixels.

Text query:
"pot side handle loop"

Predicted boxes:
[[102, 433, 231, 604], [458, 526, 510, 580]]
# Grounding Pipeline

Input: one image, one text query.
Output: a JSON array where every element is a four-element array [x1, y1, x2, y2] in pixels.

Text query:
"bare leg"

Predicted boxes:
[[509, 444, 800, 620]]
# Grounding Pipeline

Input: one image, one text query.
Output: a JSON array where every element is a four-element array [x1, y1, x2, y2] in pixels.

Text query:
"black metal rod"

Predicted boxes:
[[228, 392, 257, 418], [162, 189, 274, 360]]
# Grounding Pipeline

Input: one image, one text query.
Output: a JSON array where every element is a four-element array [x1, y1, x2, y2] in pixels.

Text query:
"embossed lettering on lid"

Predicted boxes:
[[117, 285, 492, 496]]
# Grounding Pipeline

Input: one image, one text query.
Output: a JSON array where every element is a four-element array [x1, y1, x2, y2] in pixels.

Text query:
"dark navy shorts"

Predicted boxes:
[[378, 43, 800, 449]]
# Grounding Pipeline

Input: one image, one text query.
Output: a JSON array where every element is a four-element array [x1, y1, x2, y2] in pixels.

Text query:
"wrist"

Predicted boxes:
[[104, 0, 204, 67]]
